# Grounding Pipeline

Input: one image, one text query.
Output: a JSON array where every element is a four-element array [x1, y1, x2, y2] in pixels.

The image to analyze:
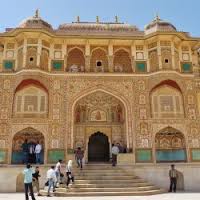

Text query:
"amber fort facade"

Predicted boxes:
[[0, 10, 200, 168]]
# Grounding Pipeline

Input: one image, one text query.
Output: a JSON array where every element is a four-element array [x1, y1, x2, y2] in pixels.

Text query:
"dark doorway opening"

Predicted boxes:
[[88, 132, 109, 162]]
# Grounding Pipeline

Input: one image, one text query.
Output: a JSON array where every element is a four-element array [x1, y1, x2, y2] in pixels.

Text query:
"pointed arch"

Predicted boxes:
[[70, 86, 132, 151], [150, 80, 184, 118], [13, 79, 48, 118], [12, 127, 45, 164], [67, 47, 85, 72], [113, 49, 132, 73], [90, 47, 108, 72], [155, 126, 187, 162]]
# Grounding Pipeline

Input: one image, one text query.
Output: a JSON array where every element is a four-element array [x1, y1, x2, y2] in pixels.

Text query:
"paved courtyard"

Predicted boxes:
[[0, 193, 200, 200]]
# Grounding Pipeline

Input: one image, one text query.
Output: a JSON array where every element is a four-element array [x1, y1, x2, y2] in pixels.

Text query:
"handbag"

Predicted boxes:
[[45, 180, 49, 186]]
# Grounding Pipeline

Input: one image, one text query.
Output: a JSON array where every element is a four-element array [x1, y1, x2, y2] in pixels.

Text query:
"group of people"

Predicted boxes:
[[21, 140, 42, 164], [22, 144, 179, 199], [23, 159, 75, 199]]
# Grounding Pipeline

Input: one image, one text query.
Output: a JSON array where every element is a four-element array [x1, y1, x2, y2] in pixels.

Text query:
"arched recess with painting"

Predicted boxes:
[[155, 127, 187, 162], [72, 89, 128, 162], [12, 127, 45, 164]]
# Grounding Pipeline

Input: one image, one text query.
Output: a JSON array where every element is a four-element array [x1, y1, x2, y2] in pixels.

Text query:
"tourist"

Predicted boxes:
[[66, 160, 74, 188], [117, 143, 123, 153], [28, 141, 36, 164], [55, 159, 63, 186], [75, 147, 84, 169], [21, 139, 29, 164], [111, 143, 119, 166], [23, 164, 36, 200], [32, 166, 42, 196], [169, 164, 178, 192], [35, 141, 42, 164], [46, 166, 56, 197]]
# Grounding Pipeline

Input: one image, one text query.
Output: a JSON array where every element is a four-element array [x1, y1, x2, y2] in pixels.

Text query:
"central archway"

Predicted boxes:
[[72, 90, 128, 161], [88, 132, 109, 162]]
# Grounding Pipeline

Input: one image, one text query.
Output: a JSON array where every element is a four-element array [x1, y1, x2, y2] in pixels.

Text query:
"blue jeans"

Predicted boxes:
[[47, 179, 55, 195], [23, 152, 28, 164], [35, 153, 41, 164]]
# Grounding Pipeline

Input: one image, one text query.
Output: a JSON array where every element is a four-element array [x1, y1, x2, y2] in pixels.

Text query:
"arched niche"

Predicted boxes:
[[13, 79, 48, 118], [90, 48, 108, 72], [67, 47, 85, 72], [114, 49, 132, 73], [150, 80, 184, 118], [155, 127, 187, 163], [12, 127, 45, 164]]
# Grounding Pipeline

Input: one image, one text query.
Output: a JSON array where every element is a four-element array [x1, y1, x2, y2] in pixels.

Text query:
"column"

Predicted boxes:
[[85, 41, 90, 72], [36, 38, 42, 68], [48, 43, 54, 72], [2, 42, 7, 71], [131, 43, 136, 72], [157, 40, 162, 70], [62, 43, 67, 71], [171, 41, 176, 70], [14, 42, 18, 71], [178, 44, 182, 72], [108, 42, 113, 72], [144, 43, 150, 72], [85, 56, 91, 72], [22, 38, 27, 68]]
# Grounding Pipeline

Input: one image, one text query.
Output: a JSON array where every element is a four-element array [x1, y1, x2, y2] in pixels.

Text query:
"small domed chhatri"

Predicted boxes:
[[145, 14, 177, 35], [19, 9, 52, 30]]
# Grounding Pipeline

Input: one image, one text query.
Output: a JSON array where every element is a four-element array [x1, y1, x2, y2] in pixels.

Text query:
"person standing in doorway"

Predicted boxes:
[[32, 166, 42, 196], [55, 159, 63, 186], [35, 141, 42, 164], [75, 147, 84, 169], [23, 164, 36, 200], [111, 143, 119, 166], [28, 141, 36, 164], [169, 164, 178, 192], [66, 160, 74, 188], [21, 139, 29, 164], [46, 166, 56, 197]]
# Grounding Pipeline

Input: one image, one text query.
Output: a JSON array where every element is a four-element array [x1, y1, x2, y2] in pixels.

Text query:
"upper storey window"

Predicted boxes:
[[14, 80, 48, 118], [151, 81, 184, 118]]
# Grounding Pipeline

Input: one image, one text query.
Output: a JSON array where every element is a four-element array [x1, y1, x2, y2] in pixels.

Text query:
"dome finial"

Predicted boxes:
[[155, 12, 160, 21], [35, 9, 40, 18], [76, 16, 80, 23], [96, 16, 99, 23], [115, 16, 119, 23]]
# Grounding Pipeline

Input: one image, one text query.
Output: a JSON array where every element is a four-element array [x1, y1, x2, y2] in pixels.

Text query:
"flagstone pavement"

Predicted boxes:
[[0, 193, 200, 200]]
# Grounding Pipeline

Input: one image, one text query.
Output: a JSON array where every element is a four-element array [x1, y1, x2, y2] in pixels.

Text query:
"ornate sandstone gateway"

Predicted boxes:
[[0, 10, 200, 166]]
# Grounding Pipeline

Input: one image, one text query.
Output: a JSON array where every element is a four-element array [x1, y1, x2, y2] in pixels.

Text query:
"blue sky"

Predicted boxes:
[[0, 0, 199, 36]]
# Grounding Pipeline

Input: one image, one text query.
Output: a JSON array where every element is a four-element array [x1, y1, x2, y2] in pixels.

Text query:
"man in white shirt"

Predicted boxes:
[[35, 141, 42, 164], [55, 159, 63, 186], [46, 166, 56, 197], [111, 143, 119, 166]]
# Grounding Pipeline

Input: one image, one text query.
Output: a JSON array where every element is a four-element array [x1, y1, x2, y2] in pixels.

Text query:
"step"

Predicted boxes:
[[74, 179, 145, 184], [64, 182, 152, 188], [40, 189, 164, 197], [75, 175, 139, 180], [56, 186, 158, 192]]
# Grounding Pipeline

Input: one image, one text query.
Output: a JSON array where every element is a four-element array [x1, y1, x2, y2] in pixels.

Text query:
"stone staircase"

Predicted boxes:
[[41, 164, 165, 196]]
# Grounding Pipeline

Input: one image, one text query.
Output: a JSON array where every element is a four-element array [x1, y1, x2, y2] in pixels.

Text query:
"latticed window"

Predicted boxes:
[[151, 86, 184, 118], [14, 86, 48, 117]]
